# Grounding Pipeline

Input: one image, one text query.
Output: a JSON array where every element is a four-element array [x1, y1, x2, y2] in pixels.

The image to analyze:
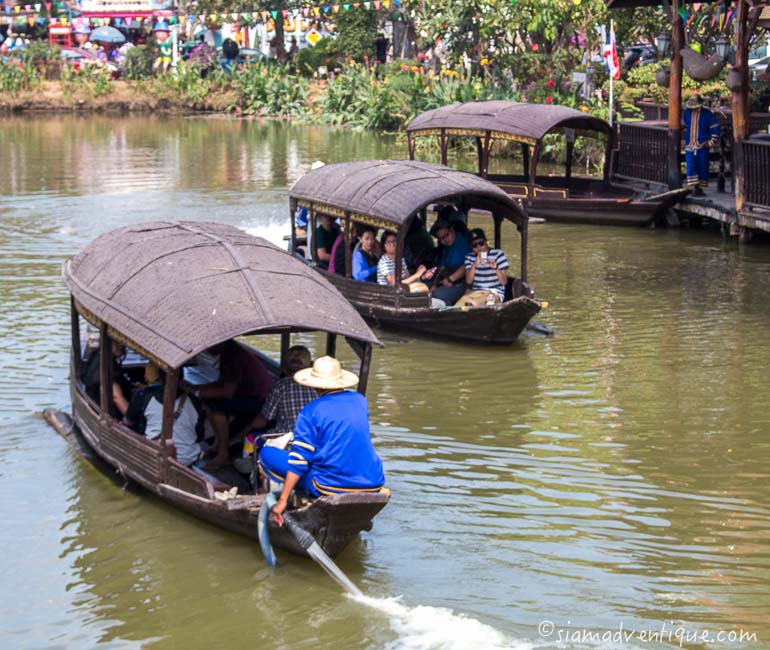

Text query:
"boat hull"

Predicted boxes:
[[319, 271, 541, 344], [45, 395, 389, 559]]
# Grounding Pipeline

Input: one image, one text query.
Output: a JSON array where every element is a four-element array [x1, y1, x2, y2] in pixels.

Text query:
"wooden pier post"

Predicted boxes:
[[731, 0, 750, 214], [666, 0, 684, 191]]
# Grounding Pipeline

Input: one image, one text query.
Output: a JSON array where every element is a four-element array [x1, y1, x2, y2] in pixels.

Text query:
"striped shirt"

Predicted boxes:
[[376, 255, 409, 285], [464, 248, 509, 297]]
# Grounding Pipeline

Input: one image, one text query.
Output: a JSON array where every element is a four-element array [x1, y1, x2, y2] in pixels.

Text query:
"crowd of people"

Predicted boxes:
[[305, 205, 512, 309]]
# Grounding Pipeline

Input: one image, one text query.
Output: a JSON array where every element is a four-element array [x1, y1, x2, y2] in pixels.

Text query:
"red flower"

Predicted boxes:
[[547, 79, 555, 88], [546, 96, 553, 104]]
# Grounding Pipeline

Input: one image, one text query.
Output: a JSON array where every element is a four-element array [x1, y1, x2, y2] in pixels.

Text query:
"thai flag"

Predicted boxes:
[[603, 23, 621, 80]]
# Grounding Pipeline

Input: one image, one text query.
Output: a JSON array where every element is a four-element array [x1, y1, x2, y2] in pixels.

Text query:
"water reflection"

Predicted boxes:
[[1, 116, 770, 649]]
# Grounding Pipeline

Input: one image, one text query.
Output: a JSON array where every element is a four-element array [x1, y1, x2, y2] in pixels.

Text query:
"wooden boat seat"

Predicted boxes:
[[533, 187, 568, 199]]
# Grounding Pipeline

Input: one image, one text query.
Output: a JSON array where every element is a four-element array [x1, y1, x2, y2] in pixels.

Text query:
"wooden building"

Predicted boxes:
[[608, 0, 770, 239]]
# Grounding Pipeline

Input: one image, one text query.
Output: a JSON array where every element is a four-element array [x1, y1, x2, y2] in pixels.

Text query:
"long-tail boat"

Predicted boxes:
[[288, 160, 543, 344], [406, 101, 688, 226], [44, 221, 389, 558]]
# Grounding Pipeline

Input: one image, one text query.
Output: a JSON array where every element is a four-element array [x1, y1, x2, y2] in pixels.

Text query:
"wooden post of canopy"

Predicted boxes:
[[326, 333, 337, 358], [665, 0, 684, 191], [357, 343, 372, 395], [160, 368, 180, 474], [289, 198, 297, 257], [731, 0, 751, 214], [440, 128, 448, 165], [70, 296, 82, 380], [280, 332, 290, 371], [407, 133, 415, 160], [98, 324, 111, 415]]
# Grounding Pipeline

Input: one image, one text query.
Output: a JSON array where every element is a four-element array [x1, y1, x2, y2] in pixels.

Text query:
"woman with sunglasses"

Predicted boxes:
[[459, 228, 510, 307]]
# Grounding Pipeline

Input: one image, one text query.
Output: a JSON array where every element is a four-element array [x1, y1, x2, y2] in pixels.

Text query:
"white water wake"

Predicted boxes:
[[353, 594, 534, 650]]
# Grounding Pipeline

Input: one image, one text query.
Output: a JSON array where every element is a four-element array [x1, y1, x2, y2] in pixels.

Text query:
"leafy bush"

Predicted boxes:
[[233, 63, 308, 116], [122, 45, 154, 80], [0, 57, 42, 92], [295, 38, 340, 76]]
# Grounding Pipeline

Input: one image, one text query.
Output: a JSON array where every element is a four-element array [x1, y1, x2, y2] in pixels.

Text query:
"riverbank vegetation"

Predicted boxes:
[[5, 0, 763, 123]]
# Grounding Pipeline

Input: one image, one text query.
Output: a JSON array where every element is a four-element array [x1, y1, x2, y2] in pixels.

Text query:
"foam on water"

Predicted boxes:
[[353, 594, 533, 650]]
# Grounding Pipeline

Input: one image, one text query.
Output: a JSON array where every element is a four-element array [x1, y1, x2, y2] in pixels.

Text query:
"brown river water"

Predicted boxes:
[[1, 115, 769, 650]]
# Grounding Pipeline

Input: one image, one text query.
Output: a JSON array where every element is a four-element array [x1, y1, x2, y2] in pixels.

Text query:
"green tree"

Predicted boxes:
[[336, 7, 378, 61]]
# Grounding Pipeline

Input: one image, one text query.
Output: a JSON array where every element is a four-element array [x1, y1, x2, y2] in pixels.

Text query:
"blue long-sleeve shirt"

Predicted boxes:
[[287, 391, 385, 495], [352, 249, 377, 282]]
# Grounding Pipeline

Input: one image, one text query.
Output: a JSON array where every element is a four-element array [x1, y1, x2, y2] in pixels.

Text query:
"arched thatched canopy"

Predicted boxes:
[[406, 101, 613, 144], [289, 160, 528, 227], [64, 221, 380, 369]]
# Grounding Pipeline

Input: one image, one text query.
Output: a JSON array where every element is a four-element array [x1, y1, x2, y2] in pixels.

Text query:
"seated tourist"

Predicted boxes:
[[124, 364, 205, 467], [186, 339, 273, 470], [376, 230, 427, 291], [259, 356, 385, 526], [84, 339, 132, 416], [457, 228, 510, 307], [352, 226, 380, 282], [427, 218, 472, 307], [250, 345, 316, 435], [315, 215, 339, 270], [404, 215, 436, 270]]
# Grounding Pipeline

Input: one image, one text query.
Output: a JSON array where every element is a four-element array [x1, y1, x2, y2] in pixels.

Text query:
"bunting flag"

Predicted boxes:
[[374, 0, 380, 8], [303, 7, 309, 16]]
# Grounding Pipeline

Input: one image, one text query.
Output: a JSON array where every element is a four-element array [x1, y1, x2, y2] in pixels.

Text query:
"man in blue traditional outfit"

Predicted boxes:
[[259, 356, 385, 526], [683, 94, 721, 196]]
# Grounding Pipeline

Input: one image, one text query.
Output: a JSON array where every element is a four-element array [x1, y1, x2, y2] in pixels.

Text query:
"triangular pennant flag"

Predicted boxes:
[[353, 2, 360, 7], [198, 14, 205, 22], [313, 7, 320, 15], [261, 11, 269, 21], [394, 0, 400, 6], [270, 10, 278, 19], [39, 17, 45, 24], [34, 3, 41, 11], [231, 12, 238, 20], [303, 7, 309, 16], [282, 9, 288, 17], [343, 3, 351, 10], [322, 5, 330, 13], [364, 1, 371, 8], [374, 0, 380, 9], [333, 5, 340, 14], [45, 2, 51, 11]]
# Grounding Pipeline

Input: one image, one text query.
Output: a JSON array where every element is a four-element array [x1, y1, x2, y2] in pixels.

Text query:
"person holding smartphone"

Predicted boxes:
[[458, 228, 510, 308]]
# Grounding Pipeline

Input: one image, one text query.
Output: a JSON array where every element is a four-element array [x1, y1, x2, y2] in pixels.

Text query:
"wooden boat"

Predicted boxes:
[[288, 160, 543, 344], [406, 101, 689, 226], [46, 221, 389, 558]]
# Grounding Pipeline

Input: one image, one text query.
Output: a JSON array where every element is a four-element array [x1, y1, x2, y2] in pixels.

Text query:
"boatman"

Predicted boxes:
[[259, 356, 385, 526], [683, 94, 721, 196]]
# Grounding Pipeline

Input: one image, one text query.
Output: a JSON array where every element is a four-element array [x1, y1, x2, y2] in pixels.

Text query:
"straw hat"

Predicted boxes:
[[293, 356, 359, 390], [685, 94, 704, 109]]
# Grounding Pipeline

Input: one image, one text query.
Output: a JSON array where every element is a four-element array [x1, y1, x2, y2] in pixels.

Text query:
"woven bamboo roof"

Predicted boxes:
[[289, 160, 526, 226], [406, 101, 612, 143], [64, 221, 380, 368]]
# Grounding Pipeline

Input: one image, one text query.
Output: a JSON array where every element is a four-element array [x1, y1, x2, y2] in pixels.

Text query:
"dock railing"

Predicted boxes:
[[740, 139, 770, 210], [615, 122, 668, 185]]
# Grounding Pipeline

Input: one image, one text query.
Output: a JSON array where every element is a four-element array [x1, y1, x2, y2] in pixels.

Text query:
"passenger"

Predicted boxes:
[[404, 215, 436, 269], [352, 226, 379, 282], [186, 339, 273, 470], [84, 339, 131, 416], [377, 230, 428, 291], [259, 356, 386, 526], [250, 345, 316, 435], [314, 214, 339, 270], [327, 230, 344, 274], [124, 364, 205, 467], [457, 228, 510, 307], [428, 218, 472, 306]]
